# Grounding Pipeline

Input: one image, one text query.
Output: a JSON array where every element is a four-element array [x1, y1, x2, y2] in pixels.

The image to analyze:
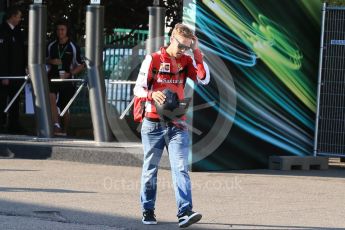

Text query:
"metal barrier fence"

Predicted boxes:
[[4, 28, 163, 118], [103, 28, 148, 79], [50, 78, 87, 116], [0, 76, 29, 113], [107, 80, 136, 117], [0, 76, 87, 116], [73, 28, 150, 115], [314, 4, 345, 157]]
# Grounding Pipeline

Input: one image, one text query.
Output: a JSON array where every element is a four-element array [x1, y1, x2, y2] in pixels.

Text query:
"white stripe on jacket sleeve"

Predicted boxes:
[[192, 59, 211, 85], [197, 61, 210, 85], [133, 55, 153, 98]]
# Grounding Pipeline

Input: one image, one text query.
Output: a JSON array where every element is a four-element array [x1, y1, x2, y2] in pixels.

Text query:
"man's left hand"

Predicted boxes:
[[60, 72, 71, 79]]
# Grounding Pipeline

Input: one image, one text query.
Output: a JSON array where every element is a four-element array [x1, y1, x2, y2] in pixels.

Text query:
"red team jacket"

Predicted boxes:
[[134, 47, 210, 120]]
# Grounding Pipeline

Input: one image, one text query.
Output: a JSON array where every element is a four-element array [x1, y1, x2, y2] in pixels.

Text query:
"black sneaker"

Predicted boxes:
[[178, 210, 202, 228], [142, 210, 157, 225]]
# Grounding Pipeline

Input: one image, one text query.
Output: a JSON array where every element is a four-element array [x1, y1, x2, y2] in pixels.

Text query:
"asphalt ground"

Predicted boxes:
[[0, 159, 344, 229]]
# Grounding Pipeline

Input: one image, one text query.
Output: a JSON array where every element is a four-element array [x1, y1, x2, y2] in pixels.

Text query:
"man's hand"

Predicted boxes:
[[152, 91, 166, 105], [191, 35, 199, 51], [1, 79, 9, 86]]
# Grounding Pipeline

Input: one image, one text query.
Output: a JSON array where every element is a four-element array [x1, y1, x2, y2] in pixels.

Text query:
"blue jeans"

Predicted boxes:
[[140, 118, 192, 216]]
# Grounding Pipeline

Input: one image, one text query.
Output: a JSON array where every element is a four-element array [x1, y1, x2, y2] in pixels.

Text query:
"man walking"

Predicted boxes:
[[134, 23, 210, 228]]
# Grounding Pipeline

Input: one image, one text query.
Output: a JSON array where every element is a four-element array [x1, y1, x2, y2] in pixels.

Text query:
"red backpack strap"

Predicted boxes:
[[149, 52, 161, 88]]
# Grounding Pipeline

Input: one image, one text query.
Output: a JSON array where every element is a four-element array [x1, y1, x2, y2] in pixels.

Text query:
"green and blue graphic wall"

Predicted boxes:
[[184, 0, 322, 170]]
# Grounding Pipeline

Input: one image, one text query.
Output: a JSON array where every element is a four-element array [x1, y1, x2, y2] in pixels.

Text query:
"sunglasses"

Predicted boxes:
[[173, 36, 191, 51]]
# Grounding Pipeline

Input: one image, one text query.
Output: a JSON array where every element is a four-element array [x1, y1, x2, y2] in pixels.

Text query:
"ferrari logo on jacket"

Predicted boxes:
[[160, 63, 171, 73]]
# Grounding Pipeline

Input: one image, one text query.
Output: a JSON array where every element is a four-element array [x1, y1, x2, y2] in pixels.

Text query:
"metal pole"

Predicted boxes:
[[85, 5, 112, 142], [50, 79, 85, 83], [314, 2, 327, 157], [60, 81, 86, 117], [4, 77, 29, 113], [147, 3, 166, 54], [0, 76, 28, 79], [120, 98, 134, 120], [50, 78, 87, 117], [28, 4, 53, 137]]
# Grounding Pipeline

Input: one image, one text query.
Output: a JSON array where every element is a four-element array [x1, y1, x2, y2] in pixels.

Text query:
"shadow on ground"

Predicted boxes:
[[0, 199, 342, 230]]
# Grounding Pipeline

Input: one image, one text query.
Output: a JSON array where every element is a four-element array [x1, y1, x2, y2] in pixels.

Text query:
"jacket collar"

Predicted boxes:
[[160, 46, 170, 58]]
